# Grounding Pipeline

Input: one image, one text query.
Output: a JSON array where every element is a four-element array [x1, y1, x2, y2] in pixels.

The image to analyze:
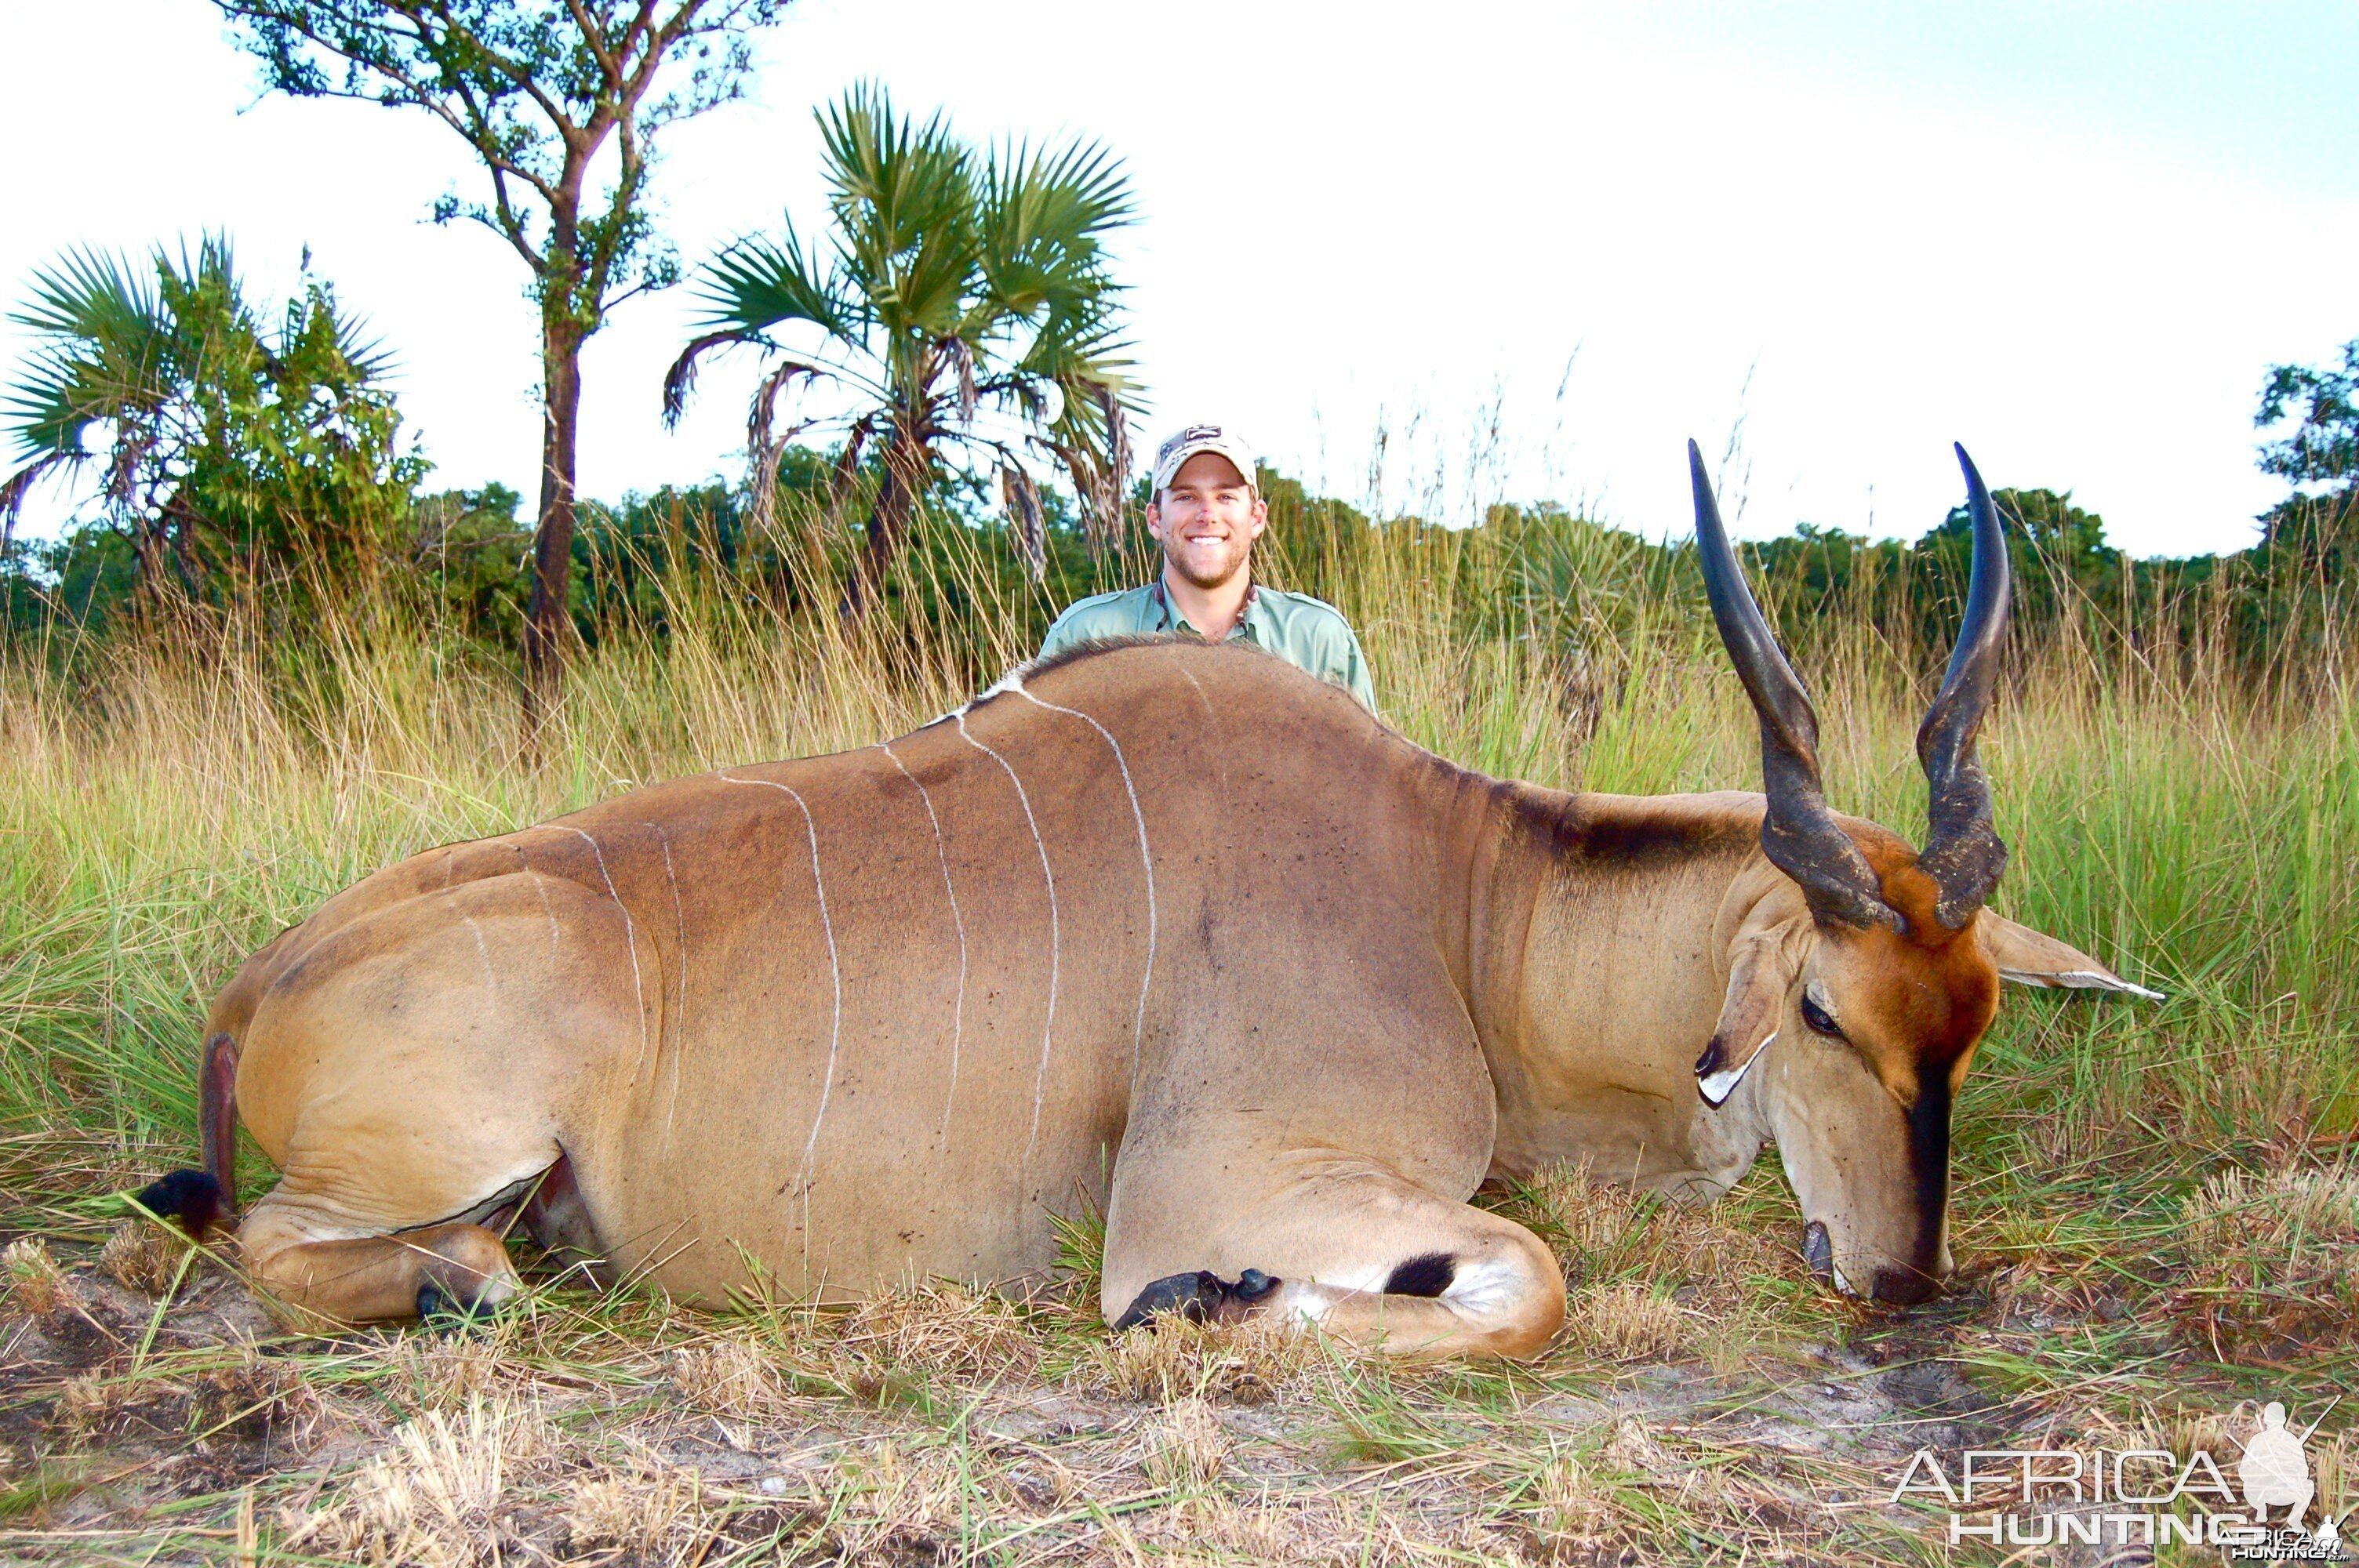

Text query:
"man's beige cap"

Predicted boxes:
[[1151, 423, 1258, 495]]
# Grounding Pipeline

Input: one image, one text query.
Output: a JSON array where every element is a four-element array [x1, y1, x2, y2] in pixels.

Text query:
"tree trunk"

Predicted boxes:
[[522, 316, 585, 728], [839, 429, 925, 625]]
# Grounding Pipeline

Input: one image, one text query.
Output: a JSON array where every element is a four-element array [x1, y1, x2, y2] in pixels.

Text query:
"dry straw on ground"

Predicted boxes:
[[281, 1394, 554, 1566], [95, 1219, 187, 1297], [2176, 1160, 2359, 1354], [1138, 1395, 1230, 1489], [2, 1235, 66, 1318], [668, 1335, 788, 1420]]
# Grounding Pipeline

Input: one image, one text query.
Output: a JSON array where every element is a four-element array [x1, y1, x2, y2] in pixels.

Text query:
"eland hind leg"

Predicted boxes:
[[224, 869, 645, 1324]]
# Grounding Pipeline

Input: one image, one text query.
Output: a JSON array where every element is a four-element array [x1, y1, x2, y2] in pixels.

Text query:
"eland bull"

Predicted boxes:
[[141, 444, 2154, 1359]]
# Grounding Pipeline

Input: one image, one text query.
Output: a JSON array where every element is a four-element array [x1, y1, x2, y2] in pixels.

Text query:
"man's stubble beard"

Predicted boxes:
[[1162, 539, 1251, 593]]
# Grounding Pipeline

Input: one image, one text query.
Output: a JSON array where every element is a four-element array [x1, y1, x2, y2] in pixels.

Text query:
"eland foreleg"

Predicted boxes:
[[1103, 1149, 1565, 1360]]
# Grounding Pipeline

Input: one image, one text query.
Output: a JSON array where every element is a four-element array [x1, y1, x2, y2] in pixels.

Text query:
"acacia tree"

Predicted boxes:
[[212, 0, 787, 709], [663, 83, 1137, 618]]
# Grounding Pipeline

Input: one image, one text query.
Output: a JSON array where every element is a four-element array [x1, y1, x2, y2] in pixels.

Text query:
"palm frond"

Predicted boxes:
[[821, 84, 972, 259], [820, 83, 978, 340], [5, 246, 162, 343], [747, 356, 828, 536], [0, 450, 85, 549], [975, 133, 1134, 322], [2, 247, 180, 459], [698, 220, 849, 338], [661, 329, 747, 427], [1000, 460, 1045, 580], [943, 336, 977, 426], [827, 416, 874, 508], [1014, 316, 1142, 418]]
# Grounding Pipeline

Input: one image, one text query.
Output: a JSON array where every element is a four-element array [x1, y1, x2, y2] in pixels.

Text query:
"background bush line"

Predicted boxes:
[[9, 448, 2354, 694]]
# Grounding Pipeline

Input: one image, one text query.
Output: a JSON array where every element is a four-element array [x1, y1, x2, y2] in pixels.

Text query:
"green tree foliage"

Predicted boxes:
[[2255, 339, 2357, 582], [1746, 489, 2122, 655], [2259, 339, 2359, 493], [406, 481, 532, 638], [663, 82, 1139, 619], [212, 0, 788, 704], [1, 237, 426, 621]]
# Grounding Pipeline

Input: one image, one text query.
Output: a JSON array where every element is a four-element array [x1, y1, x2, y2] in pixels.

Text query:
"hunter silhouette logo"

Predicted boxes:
[[2242, 1403, 2315, 1532]]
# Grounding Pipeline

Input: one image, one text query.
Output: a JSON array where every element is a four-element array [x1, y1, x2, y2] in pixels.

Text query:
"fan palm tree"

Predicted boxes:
[[2, 236, 409, 596], [2, 244, 215, 580], [663, 83, 1140, 616]]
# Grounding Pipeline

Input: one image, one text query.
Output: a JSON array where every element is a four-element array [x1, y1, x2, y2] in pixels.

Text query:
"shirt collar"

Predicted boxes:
[[1149, 576, 1260, 641]]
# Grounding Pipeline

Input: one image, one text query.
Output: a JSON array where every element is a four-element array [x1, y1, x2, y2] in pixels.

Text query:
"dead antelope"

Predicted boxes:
[[140, 443, 2153, 1357]]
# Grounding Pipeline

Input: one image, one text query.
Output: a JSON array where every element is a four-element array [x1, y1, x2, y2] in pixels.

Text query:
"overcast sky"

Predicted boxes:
[[5, 1, 2356, 554]]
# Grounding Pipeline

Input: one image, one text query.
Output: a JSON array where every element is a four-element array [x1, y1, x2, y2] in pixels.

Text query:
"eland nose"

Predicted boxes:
[[1801, 1224, 1947, 1304], [1867, 1266, 1943, 1305]]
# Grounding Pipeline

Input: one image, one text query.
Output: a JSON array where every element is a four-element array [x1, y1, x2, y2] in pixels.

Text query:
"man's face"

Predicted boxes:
[[1147, 452, 1267, 591]]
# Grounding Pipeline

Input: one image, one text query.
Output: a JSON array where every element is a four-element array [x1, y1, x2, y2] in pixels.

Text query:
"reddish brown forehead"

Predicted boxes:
[[1847, 837, 2001, 1073]]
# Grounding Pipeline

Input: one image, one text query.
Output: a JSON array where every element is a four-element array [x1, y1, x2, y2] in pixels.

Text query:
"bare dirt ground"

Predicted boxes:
[[0, 1160, 2342, 1566]]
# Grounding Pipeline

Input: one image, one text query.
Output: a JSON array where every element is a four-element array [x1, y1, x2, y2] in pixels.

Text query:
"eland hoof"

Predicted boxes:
[[1114, 1267, 1284, 1330], [415, 1281, 506, 1333]]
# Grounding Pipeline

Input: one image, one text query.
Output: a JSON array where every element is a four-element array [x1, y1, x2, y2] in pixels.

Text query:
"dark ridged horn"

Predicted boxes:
[[1688, 441, 1899, 931], [1914, 445, 2012, 927]]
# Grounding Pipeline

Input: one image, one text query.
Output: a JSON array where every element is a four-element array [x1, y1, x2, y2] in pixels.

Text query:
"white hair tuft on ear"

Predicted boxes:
[[1997, 966, 2164, 1002], [1699, 1032, 1774, 1106]]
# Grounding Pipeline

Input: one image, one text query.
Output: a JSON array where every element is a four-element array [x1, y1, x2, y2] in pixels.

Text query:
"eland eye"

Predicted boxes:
[[1800, 993, 1842, 1038]]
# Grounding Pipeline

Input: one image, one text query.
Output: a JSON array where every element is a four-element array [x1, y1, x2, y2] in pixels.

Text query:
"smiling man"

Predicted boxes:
[[1037, 423, 1376, 710]]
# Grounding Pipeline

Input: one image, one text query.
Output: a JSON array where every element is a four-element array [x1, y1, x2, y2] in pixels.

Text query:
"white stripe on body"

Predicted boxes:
[[953, 709, 1062, 1157], [918, 667, 1024, 732], [1008, 677, 1158, 1094], [638, 822, 690, 1152], [514, 846, 562, 957], [1175, 667, 1235, 795], [554, 826, 651, 1077], [718, 774, 843, 1199], [459, 913, 496, 1002], [878, 741, 970, 1143]]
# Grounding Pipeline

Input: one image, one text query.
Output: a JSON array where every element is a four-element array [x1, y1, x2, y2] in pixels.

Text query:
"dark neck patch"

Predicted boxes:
[[1536, 794, 1744, 870]]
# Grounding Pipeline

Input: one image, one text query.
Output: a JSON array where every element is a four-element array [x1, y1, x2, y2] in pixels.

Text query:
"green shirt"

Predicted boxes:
[[1038, 579, 1376, 711]]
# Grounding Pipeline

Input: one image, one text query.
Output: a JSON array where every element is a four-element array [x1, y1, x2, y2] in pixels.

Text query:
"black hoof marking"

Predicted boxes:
[[1233, 1269, 1281, 1303], [1114, 1270, 1223, 1330], [1114, 1267, 1286, 1331], [133, 1170, 225, 1237], [1383, 1252, 1456, 1298]]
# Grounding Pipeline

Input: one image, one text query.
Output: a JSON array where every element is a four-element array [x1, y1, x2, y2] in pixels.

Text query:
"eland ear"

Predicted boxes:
[[1696, 929, 1795, 1105], [1979, 913, 2162, 1000]]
